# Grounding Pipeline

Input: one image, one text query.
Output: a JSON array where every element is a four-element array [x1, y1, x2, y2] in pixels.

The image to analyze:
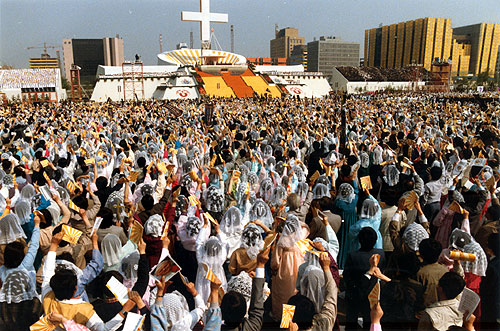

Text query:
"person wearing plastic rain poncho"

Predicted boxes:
[[296, 237, 340, 314], [228, 223, 265, 276], [334, 182, 359, 268], [219, 206, 244, 257], [195, 214, 228, 303], [176, 216, 207, 283], [348, 194, 383, 252], [270, 214, 309, 320]]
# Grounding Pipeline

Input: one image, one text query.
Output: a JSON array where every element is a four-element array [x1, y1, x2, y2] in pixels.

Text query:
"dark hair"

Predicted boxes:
[[57, 252, 75, 264], [486, 204, 500, 222], [39, 209, 53, 229], [396, 252, 420, 277], [101, 271, 124, 298], [358, 227, 377, 251], [97, 207, 114, 229], [141, 194, 154, 211], [288, 294, 315, 329], [137, 157, 146, 168], [3, 241, 25, 268], [72, 195, 89, 210], [438, 272, 465, 300], [50, 267, 77, 300], [287, 193, 300, 211], [221, 291, 247, 325], [95, 176, 108, 191], [340, 164, 351, 178], [419, 238, 443, 264], [488, 233, 500, 257], [430, 166, 442, 181]]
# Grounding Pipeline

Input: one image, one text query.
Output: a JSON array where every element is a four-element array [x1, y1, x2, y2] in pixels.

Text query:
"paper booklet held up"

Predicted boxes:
[[90, 217, 103, 237], [150, 255, 181, 282], [106, 276, 129, 306], [458, 287, 480, 320], [123, 312, 146, 331]]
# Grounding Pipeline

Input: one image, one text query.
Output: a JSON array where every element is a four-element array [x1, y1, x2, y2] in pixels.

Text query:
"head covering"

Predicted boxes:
[[259, 178, 273, 202], [20, 184, 36, 201], [315, 175, 331, 189], [161, 291, 191, 330], [449, 228, 471, 250], [227, 271, 253, 302], [296, 182, 309, 203], [206, 186, 224, 213], [186, 216, 203, 237], [402, 223, 429, 251], [336, 183, 355, 204], [220, 207, 243, 236], [175, 195, 188, 217], [462, 236, 488, 277], [144, 214, 165, 237], [359, 151, 370, 168], [312, 183, 330, 200], [299, 265, 325, 313], [278, 214, 303, 247], [372, 145, 383, 165], [359, 198, 380, 219], [383, 165, 400, 187], [14, 200, 32, 225], [270, 186, 287, 207], [120, 250, 140, 287], [0, 269, 38, 304], [101, 234, 122, 267], [241, 223, 264, 260], [0, 214, 26, 244], [248, 199, 273, 229]]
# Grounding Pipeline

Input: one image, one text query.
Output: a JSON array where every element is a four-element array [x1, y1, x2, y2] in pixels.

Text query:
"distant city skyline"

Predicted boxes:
[[1, 0, 499, 68]]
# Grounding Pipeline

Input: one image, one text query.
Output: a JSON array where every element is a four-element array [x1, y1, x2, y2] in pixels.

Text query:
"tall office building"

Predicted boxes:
[[62, 37, 124, 81], [288, 45, 308, 69], [29, 56, 61, 70], [453, 23, 500, 77], [270, 27, 305, 59], [364, 17, 453, 71], [496, 46, 500, 77], [307, 36, 360, 77]]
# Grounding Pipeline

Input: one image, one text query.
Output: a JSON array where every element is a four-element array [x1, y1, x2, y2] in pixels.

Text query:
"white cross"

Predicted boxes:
[[181, 0, 228, 42]]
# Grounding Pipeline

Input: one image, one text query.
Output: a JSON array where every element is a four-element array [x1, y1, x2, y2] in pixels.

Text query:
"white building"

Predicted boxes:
[[91, 66, 200, 101], [259, 66, 332, 98], [0, 68, 66, 102], [330, 66, 427, 94]]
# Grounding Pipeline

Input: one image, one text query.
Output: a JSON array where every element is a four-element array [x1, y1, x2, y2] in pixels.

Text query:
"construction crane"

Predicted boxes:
[[26, 42, 61, 58]]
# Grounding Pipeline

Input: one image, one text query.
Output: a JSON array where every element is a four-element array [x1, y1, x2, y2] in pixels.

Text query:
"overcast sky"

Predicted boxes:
[[1, 0, 499, 68]]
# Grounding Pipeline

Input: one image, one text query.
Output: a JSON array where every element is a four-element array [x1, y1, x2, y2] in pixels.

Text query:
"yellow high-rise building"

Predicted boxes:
[[453, 23, 500, 77], [365, 19, 500, 77], [365, 17, 452, 71]]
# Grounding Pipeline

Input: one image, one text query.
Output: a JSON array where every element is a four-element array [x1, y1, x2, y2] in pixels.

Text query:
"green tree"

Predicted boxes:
[[477, 70, 490, 86]]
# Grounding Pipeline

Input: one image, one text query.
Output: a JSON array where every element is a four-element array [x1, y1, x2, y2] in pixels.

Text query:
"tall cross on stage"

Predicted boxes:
[[181, 0, 228, 46]]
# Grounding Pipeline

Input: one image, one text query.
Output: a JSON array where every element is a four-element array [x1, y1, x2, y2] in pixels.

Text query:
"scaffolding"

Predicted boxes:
[[122, 61, 145, 101], [70, 64, 82, 101]]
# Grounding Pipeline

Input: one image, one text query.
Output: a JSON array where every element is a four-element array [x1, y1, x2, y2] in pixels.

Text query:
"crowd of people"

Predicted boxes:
[[0, 93, 499, 331], [0, 68, 59, 89]]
